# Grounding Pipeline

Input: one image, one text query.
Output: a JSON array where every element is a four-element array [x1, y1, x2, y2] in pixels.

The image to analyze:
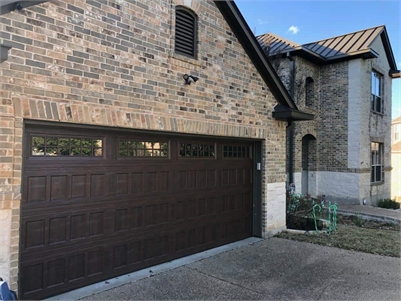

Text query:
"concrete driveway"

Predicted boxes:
[[65, 237, 400, 300]]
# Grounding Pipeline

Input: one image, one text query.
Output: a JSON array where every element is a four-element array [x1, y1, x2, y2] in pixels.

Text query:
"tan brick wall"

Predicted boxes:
[[0, 0, 288, 290]]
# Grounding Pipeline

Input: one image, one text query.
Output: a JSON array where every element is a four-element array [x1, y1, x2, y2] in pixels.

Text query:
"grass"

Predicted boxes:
[[275, 215, 401, 258]]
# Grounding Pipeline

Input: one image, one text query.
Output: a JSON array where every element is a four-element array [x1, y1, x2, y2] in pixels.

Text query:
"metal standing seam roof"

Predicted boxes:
[[256, 33, 300, 56], [257, 25, 396, 63], [302, 25, 385, 59]]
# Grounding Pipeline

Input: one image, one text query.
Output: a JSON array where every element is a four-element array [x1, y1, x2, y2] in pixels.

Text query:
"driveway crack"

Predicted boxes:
[[185, 266, 264, 295]]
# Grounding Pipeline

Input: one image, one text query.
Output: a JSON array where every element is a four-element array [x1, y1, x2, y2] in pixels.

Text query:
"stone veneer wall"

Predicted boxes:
[[0, 0, 288, 290]]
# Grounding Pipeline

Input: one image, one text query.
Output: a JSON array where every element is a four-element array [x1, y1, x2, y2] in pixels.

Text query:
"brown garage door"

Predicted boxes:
[[20, 124, 254, 299]]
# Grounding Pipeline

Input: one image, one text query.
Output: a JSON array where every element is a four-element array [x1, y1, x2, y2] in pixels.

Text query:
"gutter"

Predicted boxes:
[[287, 121, 295, 185], [286, 53, 295, 186]]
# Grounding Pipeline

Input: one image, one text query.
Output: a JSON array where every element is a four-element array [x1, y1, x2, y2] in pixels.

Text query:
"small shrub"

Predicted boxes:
[[377, 199, 400, 210], [286, 191, 321, 217], [353, 215, 364, 227]]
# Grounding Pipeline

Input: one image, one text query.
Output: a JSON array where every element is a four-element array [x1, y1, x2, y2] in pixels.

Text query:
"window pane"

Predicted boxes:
[[32, 137, 45, 155], [371, 71, 383, 113], [376, 97, 382, 112], [118, 139, 169, 157], [371, 167, 375, 182], [46, 137, 58, 147], [94, 148, 103, 156], [371, 72, 375, 94], [31, 136, 103, 157], [376, 166, 381, 182], [371, 142, 384, 183], [46, 147, 57, 156]]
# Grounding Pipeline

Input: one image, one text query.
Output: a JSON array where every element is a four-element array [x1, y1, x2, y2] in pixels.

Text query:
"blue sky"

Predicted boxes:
[[235, 0, 401, 120]]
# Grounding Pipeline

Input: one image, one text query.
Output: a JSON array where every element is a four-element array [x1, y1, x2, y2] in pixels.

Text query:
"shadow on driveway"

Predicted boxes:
[[79, 237, 400, 300]]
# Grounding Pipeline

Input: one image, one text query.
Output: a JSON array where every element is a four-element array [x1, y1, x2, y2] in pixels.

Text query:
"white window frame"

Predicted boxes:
[[371, 70, 383, 114], [371, 142, 384, 183]]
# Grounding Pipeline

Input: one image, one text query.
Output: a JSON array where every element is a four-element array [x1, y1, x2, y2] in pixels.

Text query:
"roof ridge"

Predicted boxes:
[[257, 32, 300, 47]]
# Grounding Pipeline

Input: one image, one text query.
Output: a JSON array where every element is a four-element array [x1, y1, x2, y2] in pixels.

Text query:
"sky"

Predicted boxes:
[[235, 0, 401, 120]]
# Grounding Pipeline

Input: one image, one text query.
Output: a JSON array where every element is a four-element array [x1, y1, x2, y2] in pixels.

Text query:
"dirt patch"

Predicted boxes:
[[276, 214, 401, 258]]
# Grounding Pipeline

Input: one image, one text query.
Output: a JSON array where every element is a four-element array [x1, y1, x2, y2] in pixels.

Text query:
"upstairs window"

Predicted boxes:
[[394, 124, 400, 141], [371, 71, 383, 113], [371, 142, 384, 183], [305, 77, 314, 107], [175, 7, 197, 58]]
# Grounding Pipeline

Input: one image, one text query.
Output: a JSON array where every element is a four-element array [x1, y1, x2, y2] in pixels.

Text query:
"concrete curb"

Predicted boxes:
[[336, 209, 401, 224]]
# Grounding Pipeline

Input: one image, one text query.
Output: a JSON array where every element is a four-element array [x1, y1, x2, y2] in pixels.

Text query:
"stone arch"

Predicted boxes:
[[173, 0, 201, 14]]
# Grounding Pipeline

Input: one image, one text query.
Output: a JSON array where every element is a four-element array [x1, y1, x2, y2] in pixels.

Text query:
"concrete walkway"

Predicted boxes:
[[337, 204, 401, 223], [76, 238, 400, 301]]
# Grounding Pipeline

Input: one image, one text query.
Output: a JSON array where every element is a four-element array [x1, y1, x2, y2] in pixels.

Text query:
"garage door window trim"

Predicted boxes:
[[118, 139, 169, 158], [179, 142, 216, 158], [223, 145, 252, 159], [30, 135, 104, 157]]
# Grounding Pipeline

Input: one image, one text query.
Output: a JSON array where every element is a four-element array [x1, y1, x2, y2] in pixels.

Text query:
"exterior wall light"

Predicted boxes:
[[183, 74, 199, 85]]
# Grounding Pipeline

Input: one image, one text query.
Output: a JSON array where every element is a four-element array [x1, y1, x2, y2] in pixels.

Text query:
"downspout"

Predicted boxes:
[[286, 53, 295, 186], [287, 121, 295, 185]]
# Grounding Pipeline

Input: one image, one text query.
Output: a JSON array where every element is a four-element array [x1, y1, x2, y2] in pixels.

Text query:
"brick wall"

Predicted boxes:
[[291, 57, 319, 173], [266, 35, 392, 203], [0, 0, 288, 289]]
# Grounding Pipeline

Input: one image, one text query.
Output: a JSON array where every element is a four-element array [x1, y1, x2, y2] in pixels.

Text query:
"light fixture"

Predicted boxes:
[[183, 74, 199, 85]]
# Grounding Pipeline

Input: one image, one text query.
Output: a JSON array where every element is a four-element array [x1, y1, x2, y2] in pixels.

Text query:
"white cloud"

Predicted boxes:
[[288, 26, 300, 34], [258, 19, 269, 25]]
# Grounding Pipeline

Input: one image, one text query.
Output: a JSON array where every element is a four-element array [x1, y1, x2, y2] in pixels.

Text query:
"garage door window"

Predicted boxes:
[[118, 140, 169, 157], [31, 136, 103, 156], [223, 145, 251, 158], [179, 143, 215, 158]]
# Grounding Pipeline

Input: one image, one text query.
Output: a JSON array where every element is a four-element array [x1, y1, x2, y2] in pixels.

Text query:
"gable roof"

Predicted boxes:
[[392, 141, 401, 152], [257, 33, 300, 56], [0, 0, 313, 121], [393, 116, 401, 124], [258, 25, 400, 78], [213, 1, 313, 121]]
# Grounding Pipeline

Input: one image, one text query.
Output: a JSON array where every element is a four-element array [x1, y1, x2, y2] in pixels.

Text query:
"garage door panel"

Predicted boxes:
[[20, 190, 252, 254], [21, 127, 254, 299], [26, 176, 47, 203]]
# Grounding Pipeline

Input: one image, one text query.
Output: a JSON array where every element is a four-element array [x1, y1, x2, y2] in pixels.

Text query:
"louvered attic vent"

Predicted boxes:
[[175, 7, 197, 58]]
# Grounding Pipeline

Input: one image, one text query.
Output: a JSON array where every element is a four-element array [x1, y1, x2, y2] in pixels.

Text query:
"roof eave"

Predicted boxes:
[[272, 104, 314, 121], [378, 28, 398, 71], [0, 0, 48, 15], [272, 109, 314, 121], [214, 0, 298, 110], [389, 70, 401, 79]]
